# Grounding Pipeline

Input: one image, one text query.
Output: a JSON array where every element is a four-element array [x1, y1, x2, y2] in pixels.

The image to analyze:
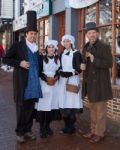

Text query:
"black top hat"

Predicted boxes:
[[85, 22, 98, 32], [25, 10, 37, 32]]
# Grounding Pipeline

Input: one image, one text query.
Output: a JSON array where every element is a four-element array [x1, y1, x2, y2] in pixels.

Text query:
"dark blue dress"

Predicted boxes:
[[24, 48, 42, 100]]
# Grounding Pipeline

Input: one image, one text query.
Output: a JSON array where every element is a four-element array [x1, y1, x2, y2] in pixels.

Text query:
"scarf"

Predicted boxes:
[[26, 39, 38, 53]]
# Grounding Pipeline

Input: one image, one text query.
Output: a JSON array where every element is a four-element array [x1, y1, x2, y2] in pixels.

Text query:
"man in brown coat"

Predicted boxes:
[[81, 22, 113, 143]]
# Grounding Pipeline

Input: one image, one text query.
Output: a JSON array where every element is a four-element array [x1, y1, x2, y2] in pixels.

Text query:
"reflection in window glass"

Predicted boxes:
[[116, 26, 120, 80], [45, 36, 48, 43], [38, 18, 49, 51], [99, 26, 112, 46], [40, 36, 43, 49], [116, 28, 120, 54], [85, 5, 96, 23], [39, 21, 44, 36], [116, 0, 120, 23], [45, 20, 49, 36], [99, 0, 112, 25]]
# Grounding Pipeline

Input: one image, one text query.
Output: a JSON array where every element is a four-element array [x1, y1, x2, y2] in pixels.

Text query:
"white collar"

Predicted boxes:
[[64, 49, 72, 54], [26, 39, 38, 53], [64, 49, 77, 55]]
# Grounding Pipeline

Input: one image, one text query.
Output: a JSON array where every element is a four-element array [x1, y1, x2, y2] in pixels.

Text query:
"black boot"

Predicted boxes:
[[46, 124, 53, 136], [39, 111, 47, 138], [67, 115, 76, 134], [45, 112, 53, 136], [60, 116, 70, 134], [40, 124, 47, 138]]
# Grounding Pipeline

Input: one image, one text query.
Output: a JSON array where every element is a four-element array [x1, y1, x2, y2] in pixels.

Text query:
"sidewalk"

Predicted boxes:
[[0, 69, 120, 150]]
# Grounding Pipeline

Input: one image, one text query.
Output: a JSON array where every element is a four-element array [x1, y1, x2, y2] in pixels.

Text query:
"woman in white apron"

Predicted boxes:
[[35, 40, 60, 138], [58, 35, 83, 134]]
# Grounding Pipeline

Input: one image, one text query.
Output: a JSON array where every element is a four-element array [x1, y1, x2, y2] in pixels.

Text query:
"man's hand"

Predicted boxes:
[[86, 52, 94, 62], [20, 60, 30, 69]]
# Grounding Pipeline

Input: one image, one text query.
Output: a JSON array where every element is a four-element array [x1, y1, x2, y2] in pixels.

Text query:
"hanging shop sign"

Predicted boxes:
[[68, 0, 98, 9]]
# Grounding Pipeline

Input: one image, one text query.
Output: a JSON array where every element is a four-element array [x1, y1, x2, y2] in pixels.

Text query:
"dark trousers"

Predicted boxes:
[[0, 57, 2, 67], [15, 100, 35, 136]]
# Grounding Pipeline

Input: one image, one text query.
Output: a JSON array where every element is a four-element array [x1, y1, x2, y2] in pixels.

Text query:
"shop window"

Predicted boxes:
[[77, 0, 120, 84], [77, 9, 86, 50], [99, 26, 112, 46], [37, 18, 49, 52], [116, 0, 120, 23], [116, 28, 120, 54], [115, 27, 120, 81], [99, 0, 112, 25], [20, 0, 24, 16], [44, 19, 49, 44], [114, 0, 120, 82], [85, 4, 96, 23]]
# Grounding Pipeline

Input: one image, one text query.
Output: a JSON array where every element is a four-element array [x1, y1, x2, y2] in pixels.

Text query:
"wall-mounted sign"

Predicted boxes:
[[68, 0, 98, 9], [32, 0, 52, 19], [13, 14, 27, 31], [13, 0, 52, 31], [24, 0, 52, 18]]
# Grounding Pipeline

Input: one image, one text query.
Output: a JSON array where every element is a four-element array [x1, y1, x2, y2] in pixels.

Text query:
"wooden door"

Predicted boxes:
[[58, 12, 65, 52]]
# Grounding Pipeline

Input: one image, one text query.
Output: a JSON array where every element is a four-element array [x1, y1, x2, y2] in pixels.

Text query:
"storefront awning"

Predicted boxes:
[[67, 0, 98, 9]]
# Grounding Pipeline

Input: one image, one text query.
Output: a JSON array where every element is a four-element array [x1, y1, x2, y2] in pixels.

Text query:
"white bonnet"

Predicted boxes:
[[44, 40, 58, 49], [61, 34, 75, 48]]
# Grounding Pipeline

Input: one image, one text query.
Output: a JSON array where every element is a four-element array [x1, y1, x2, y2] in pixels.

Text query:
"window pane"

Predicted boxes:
[[85, 5, 96, 23], [39, 20, 44, 36], [45, 19, 49, 36], [116, 27, 120, 54], [116, 0, 120, 23], [116, 28, 120, 80], [39, 36, 44, 49], [99, 0, 112, 25], [116, 27, 120, 81], [44, 36, 48, 44], [99, 26, 112, 46]]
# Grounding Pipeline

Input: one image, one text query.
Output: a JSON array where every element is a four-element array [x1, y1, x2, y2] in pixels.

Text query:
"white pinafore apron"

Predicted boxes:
[[58, 49, 83, 109], [35, 58, 60, 111]]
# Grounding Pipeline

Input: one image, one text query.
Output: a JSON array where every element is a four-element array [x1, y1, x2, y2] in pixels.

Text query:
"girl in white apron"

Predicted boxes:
[[58, 35, 83, 134], [35, 40, 60, 138]]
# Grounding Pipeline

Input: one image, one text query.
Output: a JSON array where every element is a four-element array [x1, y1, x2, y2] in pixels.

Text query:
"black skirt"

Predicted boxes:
[[36, 109, 62, 122], [60, 108, 83, 118]]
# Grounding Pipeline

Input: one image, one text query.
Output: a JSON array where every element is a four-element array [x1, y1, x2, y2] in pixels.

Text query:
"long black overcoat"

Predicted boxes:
[[3, 41, 41, 105]]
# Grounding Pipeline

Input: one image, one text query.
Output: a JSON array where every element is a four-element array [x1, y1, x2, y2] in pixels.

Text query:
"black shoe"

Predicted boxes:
[[67, 126, 76, 134], [60, 126, 76, 134], [46, 127, 53, 136], [60, 127, 69, 134], [24, 132, 36, 140], [17, 135, 26, 144], [40, 128, 47, 138]]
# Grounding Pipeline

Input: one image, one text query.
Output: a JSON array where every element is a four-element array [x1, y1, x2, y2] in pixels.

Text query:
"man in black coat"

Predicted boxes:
[[81, 22, 113, 143], [3, 11, 42, 144]]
